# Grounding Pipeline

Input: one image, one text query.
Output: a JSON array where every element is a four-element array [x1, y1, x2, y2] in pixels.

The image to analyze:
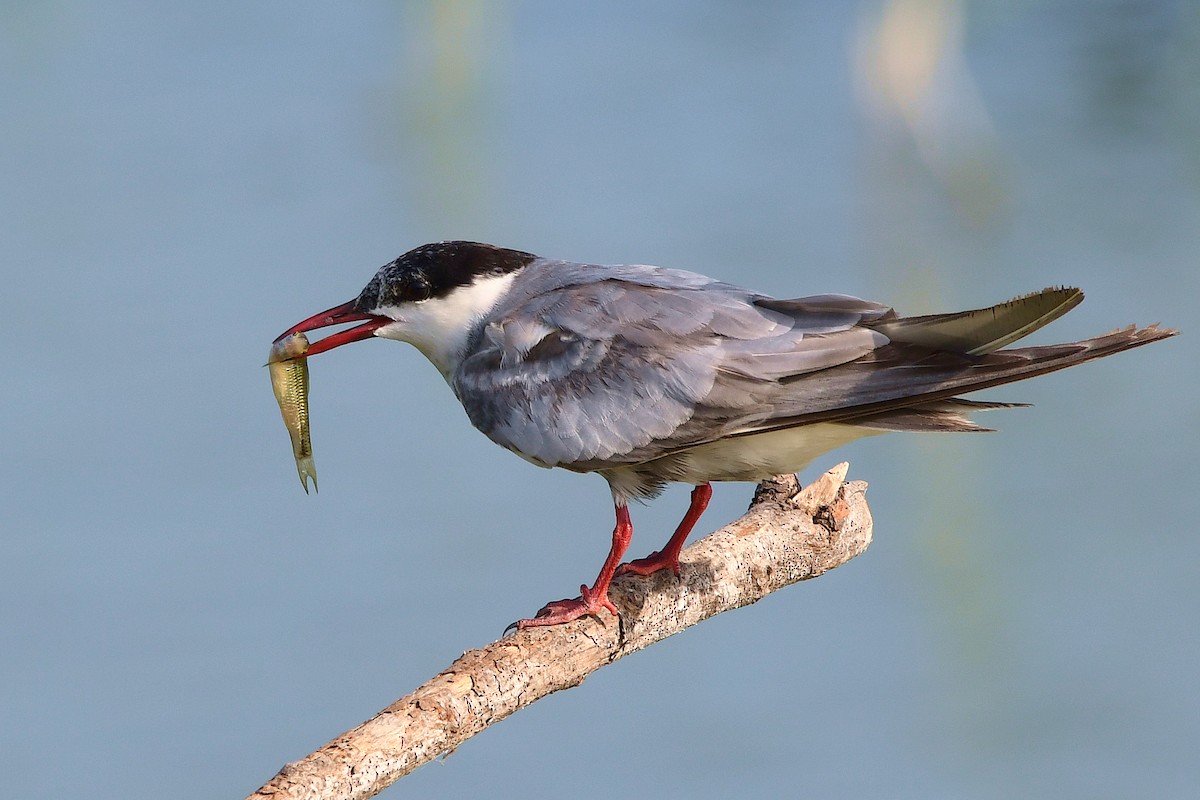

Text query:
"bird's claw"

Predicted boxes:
[[616, 549, 682, 578], [512, 584, 618, 630]]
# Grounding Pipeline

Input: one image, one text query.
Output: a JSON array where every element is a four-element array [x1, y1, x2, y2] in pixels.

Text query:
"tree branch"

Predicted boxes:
[[247, 463, 872, 800]]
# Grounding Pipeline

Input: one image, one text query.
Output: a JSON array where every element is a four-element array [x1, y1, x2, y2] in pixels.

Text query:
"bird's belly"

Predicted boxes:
[[667, 422, 884, 483]]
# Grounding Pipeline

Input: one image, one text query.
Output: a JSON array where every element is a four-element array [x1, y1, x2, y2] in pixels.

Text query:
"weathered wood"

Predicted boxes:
[[248, 464, 872, 800]]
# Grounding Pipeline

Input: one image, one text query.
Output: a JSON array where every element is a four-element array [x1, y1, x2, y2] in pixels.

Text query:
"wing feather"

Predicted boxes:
[[452, 260, 886, 468], [450, 261, 1161, 475]]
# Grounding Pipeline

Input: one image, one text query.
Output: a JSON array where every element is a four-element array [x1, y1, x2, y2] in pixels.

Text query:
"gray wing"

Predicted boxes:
[[452, 269, 1172, 473], [682, 287, 1175, 437], [452, 260, 891, 469]]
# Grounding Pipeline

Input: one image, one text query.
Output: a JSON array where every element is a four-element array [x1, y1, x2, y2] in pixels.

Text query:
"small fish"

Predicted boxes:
[[268, 332, 317, 493]]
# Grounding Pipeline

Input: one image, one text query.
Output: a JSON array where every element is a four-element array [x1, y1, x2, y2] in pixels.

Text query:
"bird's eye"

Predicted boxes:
[[387, 274, 431, 304], [406, 275, 432, 302]]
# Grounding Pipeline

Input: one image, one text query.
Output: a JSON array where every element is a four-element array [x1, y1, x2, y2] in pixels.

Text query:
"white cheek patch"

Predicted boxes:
[[370, 271, 520, 378]]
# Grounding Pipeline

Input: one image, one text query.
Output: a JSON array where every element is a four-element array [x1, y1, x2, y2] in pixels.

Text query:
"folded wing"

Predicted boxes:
[[453, 269, 1175, 472], [453, 263, 890, 468]]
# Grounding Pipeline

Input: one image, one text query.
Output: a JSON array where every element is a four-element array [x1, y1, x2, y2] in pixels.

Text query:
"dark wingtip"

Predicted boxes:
[[1102, 323, 1180, 342]]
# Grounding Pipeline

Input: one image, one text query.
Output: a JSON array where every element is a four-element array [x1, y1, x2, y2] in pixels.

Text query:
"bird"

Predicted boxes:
[[276, 240, 1176, 629]]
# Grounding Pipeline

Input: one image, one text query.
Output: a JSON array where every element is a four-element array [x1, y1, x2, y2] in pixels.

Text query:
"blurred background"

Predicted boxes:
[[2, 2, 1197, 798]]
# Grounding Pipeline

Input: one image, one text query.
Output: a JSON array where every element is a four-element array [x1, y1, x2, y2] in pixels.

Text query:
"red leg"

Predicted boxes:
[[517, 503, 633, 629], [618, 483, 712, 578]]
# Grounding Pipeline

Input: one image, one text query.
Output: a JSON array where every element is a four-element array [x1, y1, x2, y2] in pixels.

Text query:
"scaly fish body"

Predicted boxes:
[[268, 332, 317, 493]]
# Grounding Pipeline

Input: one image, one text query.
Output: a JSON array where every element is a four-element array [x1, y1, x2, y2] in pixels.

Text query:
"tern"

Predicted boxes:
[[277, 241, 1175, 628]]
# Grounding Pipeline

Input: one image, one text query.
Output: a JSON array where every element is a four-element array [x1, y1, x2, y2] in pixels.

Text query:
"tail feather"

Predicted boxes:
[[870, 287, 1084, 354], [757, 323, 1178, 434], [856, 398, 1028, 433]]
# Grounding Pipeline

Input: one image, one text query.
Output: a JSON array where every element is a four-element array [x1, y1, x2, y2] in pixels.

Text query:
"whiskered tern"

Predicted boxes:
[[277, 241, 1175, 628]]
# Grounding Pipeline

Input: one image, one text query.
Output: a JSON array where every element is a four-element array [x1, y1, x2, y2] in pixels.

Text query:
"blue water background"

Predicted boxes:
[[2, 3, 1197, 798]]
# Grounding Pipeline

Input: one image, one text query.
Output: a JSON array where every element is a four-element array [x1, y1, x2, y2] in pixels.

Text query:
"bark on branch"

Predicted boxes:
[[247, 463, 872, 800]]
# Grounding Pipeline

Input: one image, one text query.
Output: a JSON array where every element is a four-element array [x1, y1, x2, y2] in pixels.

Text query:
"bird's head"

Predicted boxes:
[[276, 241, 537, 375]]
